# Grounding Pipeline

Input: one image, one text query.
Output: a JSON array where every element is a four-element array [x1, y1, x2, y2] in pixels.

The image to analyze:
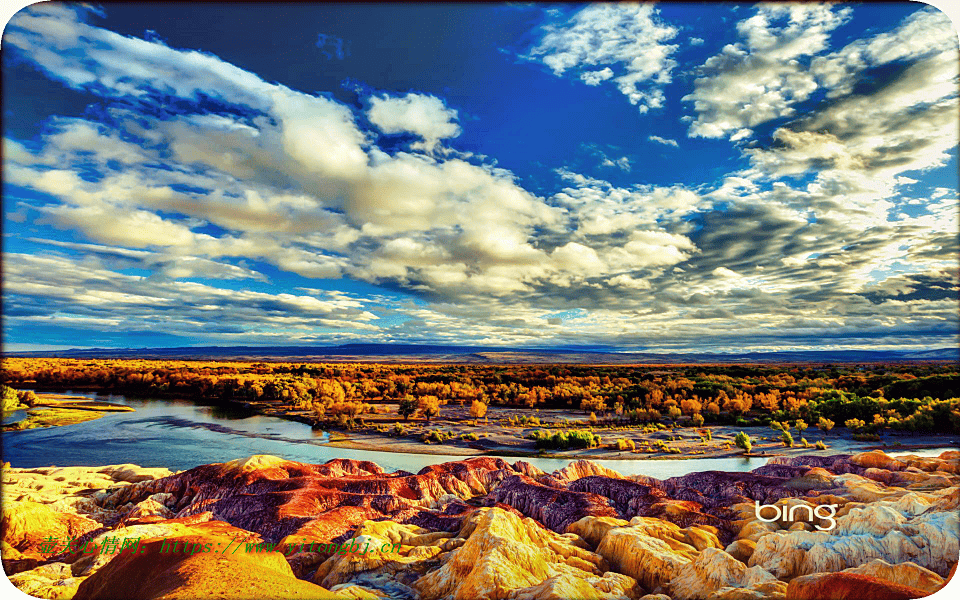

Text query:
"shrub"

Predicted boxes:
[[533, 429, 600, 450], [392, 422, 405, 436], [781, 430, 794, 447], [844, 418, 866, 432], [421, 430, 444, 444], [815, 440, 827, 450], [800, 437, 810, 448], [615, 438, 636, 451], [734, 431, 752, 453], [691, 413, 704, 427], [1, 385, 25, 413], [460, 432, 479, 441]]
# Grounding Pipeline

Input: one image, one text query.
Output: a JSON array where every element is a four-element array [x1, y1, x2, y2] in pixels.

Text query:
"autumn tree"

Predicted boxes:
[[470, 400, 487, 425], [667, 405, 682, 423], [680, 398, 702, 415], [418, 396, 440, 424]]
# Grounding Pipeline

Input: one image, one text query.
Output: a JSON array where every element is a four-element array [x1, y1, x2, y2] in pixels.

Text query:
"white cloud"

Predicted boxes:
[[811, 8, 957, 97], [648, 135, 678, 147], [3, 3, 956, 351], [580, 67, 614, 85], [684, 3, 851, 139], [366, 92, 461, 150], [528, 4, 679, 113]]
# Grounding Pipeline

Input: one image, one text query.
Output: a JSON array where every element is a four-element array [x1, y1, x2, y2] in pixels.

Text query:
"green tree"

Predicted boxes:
[[398, 395, 418, 422], [817, 417, 835, 436], [734, 431, 752, 454], [795, 419, 808, 438]]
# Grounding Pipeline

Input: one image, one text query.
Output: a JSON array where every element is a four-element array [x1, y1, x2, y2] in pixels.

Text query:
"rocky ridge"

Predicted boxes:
[[2, 450, 957, 599]]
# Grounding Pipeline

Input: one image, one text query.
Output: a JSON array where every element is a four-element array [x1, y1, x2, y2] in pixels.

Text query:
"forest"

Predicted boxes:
[[2, 358, 958, 434]]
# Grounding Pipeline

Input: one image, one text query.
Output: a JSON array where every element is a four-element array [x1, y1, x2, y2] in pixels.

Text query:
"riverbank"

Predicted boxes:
[[307, 402, 957, 461], [2, 393, 134, 431]]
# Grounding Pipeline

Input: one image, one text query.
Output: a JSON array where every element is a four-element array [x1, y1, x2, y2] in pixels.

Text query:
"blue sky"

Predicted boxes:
[[2, 2, 958, 352]]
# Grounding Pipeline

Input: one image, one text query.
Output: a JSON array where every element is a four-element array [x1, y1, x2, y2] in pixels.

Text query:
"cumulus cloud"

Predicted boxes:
[[527, 4, 679, 113], [748, 9, 958, 188], [2, 3, 956, 352], [684, 3, 851, 139], [366, 92, 461, 150]]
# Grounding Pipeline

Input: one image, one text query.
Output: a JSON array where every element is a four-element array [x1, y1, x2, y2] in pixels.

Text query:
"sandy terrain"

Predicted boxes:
[[2, 393, 134, 431]]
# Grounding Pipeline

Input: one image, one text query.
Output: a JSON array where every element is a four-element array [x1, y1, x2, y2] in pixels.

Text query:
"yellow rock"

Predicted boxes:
[[510, 572, 640, 600], [414, 507, 634, 600], [844, 558, 945, 594], [737, 520, 778, 542], [749, 492, 960, 578], [596, 517, 699, 591], [553, 460, 625, 482], [707, 580, 786, 600], [328, 584, 386, 599], [566, 516, 629, 548], [671, 547, 783, 600], [1, 500, 99, 555], [220, 454, 291, 475], [725, 539, 756, 564], [684, 526, 723, 552], [784, 468, 835, 491], [312, 521, 445, 588]]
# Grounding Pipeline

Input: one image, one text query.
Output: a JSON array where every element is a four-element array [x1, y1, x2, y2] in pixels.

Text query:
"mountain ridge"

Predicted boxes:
[[5, 344, 958, 364]]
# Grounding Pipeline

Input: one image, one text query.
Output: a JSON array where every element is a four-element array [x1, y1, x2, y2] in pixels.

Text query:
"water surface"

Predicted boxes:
[[3, 392, 952, 478]]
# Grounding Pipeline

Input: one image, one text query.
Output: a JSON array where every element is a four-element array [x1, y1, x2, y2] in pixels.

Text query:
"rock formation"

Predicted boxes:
[[2, 449, 957, 600]]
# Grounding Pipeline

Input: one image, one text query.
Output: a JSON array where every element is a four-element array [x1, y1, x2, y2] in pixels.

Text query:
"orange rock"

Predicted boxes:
[[1, 500, 100, 557], [786, 572, 929, 600], [845, 559, 945, 594], [73, 532, 341, 599], [850, 451, 905, 471]]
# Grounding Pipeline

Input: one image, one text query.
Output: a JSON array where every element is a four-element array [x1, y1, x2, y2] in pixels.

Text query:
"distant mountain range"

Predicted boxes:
[[6, 344, 958, 364]]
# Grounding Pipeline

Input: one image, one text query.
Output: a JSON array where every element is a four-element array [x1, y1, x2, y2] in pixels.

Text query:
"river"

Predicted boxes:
[[1, 391, 950, 478]]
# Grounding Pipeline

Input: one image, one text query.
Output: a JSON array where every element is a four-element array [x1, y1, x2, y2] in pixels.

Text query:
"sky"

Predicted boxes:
[[1, 2, 958, 353]]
